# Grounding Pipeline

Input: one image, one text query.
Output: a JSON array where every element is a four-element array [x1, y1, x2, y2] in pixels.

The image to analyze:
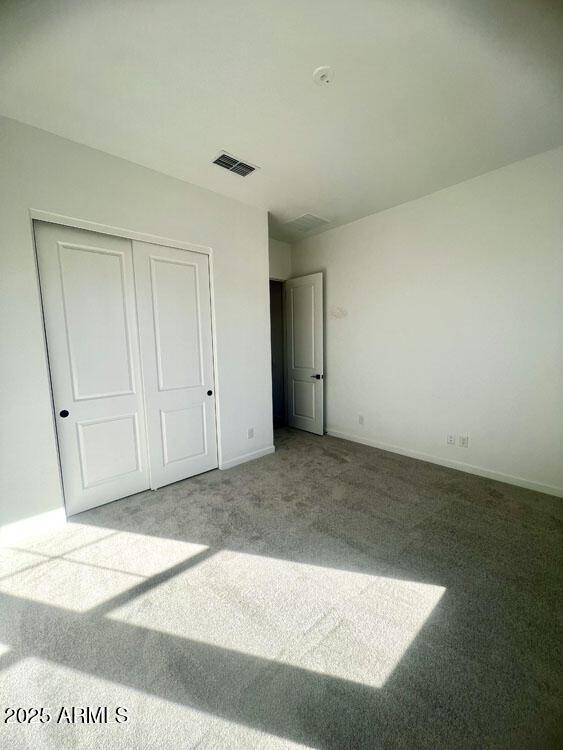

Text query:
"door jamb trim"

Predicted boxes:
[[29, 209, 212, 256]]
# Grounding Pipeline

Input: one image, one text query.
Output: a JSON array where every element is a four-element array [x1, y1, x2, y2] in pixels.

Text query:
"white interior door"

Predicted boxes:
[[35, 222, 150, 515], [284, 272, 324, 435], [132, 241, 218, 488]]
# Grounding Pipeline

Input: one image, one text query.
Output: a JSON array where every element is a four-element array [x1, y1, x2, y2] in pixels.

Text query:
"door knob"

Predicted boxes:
[[59, 409, 69, 418], [207, 390, 213, 396], [310, 374, 322, 380]]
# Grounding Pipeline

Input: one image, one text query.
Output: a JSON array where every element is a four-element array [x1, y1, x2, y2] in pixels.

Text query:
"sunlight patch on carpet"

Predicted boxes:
[[108, 550, 445, 687]]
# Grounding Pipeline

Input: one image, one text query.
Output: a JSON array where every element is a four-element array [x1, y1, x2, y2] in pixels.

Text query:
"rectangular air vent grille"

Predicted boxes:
[[282, 213, 330, 234], [213, 152, 257, 177]]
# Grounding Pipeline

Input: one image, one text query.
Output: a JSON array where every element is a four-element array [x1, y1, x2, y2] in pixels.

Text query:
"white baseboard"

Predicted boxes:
[[327, 429, 563, 498], [0, 507, 67, 546], [219, 445, 275, 471]]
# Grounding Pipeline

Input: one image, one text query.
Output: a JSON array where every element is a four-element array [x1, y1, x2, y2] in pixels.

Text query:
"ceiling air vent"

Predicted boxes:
[[213, 151, 257, 177], [283, 213, 330, 234]]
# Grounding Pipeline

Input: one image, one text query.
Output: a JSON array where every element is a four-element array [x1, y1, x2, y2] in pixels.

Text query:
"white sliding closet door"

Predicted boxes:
[[35, 222, 150, 515], [132, 241, 218, 488]]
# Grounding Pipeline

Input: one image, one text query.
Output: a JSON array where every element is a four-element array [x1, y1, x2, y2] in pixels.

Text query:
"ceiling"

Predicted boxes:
[[1, 0, 562, 242]]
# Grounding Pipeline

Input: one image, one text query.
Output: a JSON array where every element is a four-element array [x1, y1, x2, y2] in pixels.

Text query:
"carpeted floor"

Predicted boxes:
[[0, 428, 561, 749]]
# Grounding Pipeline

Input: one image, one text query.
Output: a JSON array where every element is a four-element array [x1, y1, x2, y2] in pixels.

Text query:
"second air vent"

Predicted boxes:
[[213, 152, 257, 177], [283, 213, 330, 234]]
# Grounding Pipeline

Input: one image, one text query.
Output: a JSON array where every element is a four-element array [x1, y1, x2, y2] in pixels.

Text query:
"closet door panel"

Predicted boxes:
[[133, 241, 218, 488], [34, 221, 150, 515]]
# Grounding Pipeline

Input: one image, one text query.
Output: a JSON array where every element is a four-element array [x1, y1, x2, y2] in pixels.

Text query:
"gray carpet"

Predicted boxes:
[[0, 428, 561, 749]]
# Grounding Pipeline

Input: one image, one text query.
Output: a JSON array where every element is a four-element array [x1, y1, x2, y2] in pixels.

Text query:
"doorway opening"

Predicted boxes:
[[269, 273, 325, 435], [269, 280, 286, 428]]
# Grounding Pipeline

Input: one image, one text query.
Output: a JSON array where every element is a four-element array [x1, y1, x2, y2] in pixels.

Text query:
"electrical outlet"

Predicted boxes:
[[358, 414, 364, 426], [447, 433, 456, 446], [459, 434, 469, 448], [247, 427, 254, 440]]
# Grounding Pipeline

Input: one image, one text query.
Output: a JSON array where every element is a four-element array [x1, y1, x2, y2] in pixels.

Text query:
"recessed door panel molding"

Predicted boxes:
[[35, 222, 151, 515], [284, 273, 324, 435], [293, 380, 316, 421], [133, 240, 218, 488], [58, 242, 135, 400], [150, 257, 204, 391], [290, 284, 315, 369], [77, 414, 141, 488], [161, 405, 207, 465]]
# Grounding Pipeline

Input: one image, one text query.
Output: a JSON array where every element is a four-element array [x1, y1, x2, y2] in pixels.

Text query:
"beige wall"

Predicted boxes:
[[0, 116, 274, 527], [292, 147, 563, 495]]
